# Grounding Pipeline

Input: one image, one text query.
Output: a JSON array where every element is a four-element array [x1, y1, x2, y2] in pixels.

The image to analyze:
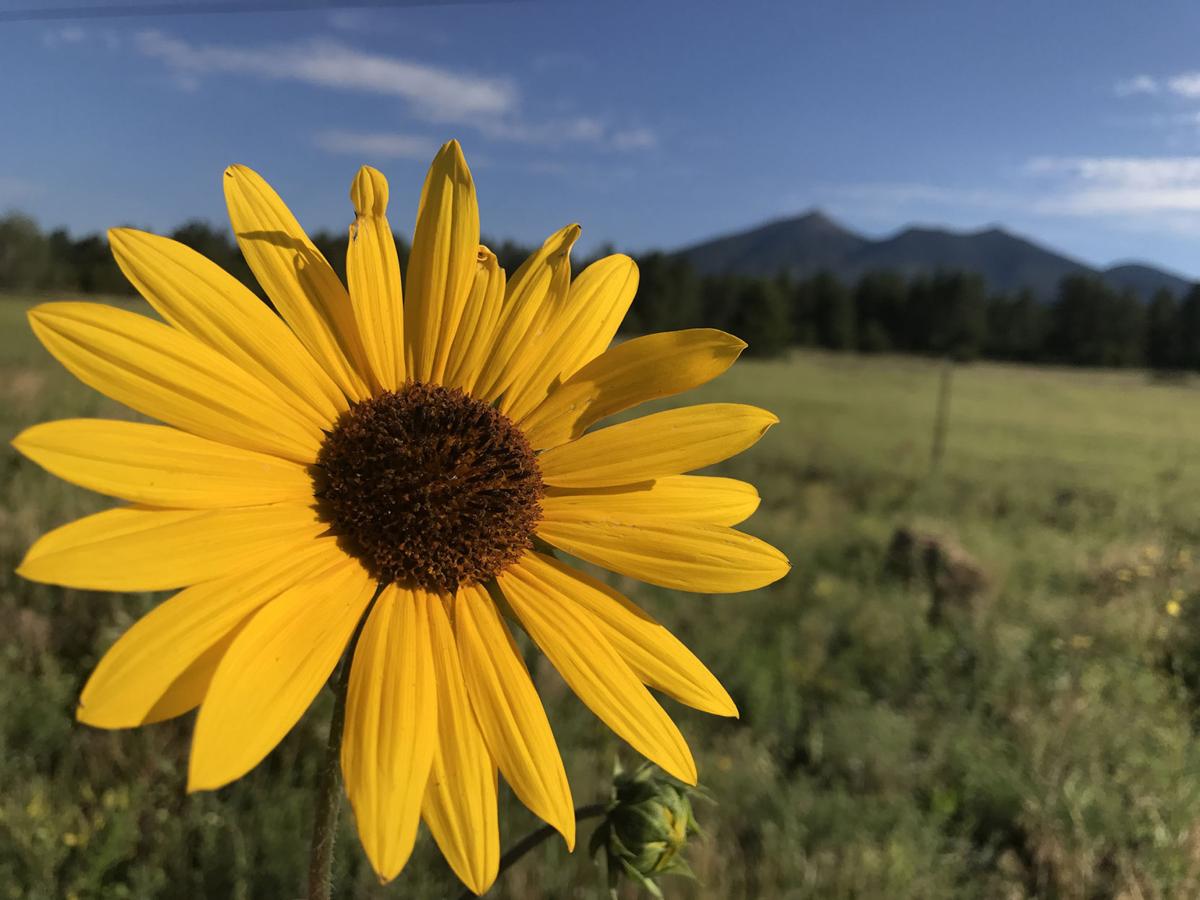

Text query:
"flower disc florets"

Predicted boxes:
[[316, 381, 543, 593]]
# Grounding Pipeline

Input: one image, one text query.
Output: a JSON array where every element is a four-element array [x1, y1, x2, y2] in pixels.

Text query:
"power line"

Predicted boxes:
[[0, 0, 515, 24]]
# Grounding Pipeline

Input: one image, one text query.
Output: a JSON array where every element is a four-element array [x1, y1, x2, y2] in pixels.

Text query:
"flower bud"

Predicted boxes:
[[589, 762, 708, 898]]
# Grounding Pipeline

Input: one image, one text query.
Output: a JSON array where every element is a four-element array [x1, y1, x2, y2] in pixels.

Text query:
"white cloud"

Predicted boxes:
[[134, 30, 516, 121], [1120, 70, 1200, 100], [42, 25, 120, 50], [478, 115, 605, 144], [1168, 72, 1200, 98], [1026, 155, 1200, 214], [1115, 74, 1159, 97], [43, 26, 86, 47], [611, 127, 658, 151], [132, 31, 658, 154], [313, 131, 438, 159]]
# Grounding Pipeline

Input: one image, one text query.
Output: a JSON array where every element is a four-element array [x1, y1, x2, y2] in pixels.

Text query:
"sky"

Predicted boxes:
[[6, 0, 1200, 275]]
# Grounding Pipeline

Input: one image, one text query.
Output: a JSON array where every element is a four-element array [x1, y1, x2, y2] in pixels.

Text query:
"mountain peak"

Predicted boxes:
[[794, 208, 839, 225], [677, 209, 868, 279]]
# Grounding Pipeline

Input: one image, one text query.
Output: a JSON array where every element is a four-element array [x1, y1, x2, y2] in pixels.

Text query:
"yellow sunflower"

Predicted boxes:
[[14, 140, 789, 893]]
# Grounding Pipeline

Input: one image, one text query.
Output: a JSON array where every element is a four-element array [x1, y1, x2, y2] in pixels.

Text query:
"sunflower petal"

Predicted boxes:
[[17, 503, 324, 591], [499, 556, 697, 783], [501, 254, 638, 423], [224, 164, 370, 399], [543, 476, 760, 527], [422, 596, 500, 896], [347, 166, 405, 391], [27, 302, 322, 463], [188, 554, 375, 791], [13, 419, 313, 509], [107, 227, 345, 425], [538, 516, 790, 593], [518, 553, 736, 717], [472, 225, 579, 403], [405, 140, 480, 384], [343, 585, 437, 883], [521, 329, 747, 450], [140, 617, 248, 724], [537, 403, 777, 488], [78, 538, 343, 728], [453, 583, 575, 848], [443, 246, 505, 395]]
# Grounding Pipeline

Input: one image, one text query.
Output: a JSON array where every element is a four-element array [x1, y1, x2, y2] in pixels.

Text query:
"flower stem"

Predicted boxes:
[[305, 652, 353, 900], [454, 803, 608, 900]]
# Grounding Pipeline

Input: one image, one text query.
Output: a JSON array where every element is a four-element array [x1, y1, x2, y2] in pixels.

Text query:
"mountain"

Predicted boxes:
[[675, 210, 1193, 300], [1102, 263, 1192, 300], [676, 211, 868, 279]]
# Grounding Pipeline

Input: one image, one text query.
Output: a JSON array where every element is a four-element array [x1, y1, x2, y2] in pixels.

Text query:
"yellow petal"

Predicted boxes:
[[139, 622, 247, 725], [521, 329, 746, 450], [28, 302, 322, 463], [421, 596, 500, 896], [442, 245, 505, 395], [224, 164, 371, 400], [14, 419, 313, 509], [537, 403, 778, 488], [517, 552, 736, 717], [499, 557, 697, 783], [405, 140, 480, 384], [78, 538, 343, 728], [107, 227, 345, 426], [538, 516, 790, 593], [472, 225, 579, 403], [188, 554, 376, 791], [543, 476, 760, 528], [347, 166, 405, 391], [453, 583, 575, 848], [500, 254, 638, 423], [343, 585, 437, 883], [18, 503, 324, 591]]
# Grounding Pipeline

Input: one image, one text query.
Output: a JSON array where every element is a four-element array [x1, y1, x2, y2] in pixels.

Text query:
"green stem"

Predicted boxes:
[[455, 803, 608, 900], [305, 652, 353, 900]]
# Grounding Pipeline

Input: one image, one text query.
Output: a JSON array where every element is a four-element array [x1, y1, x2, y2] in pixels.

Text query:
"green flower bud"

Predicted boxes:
[[589, 762, 709, 898]]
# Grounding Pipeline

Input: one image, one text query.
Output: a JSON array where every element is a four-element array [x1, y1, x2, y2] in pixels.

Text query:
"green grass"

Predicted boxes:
[[5, 293, 1200, 898]]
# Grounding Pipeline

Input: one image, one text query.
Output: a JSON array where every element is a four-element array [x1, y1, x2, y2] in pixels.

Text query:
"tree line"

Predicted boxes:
[[1, 211, 1196, 369], [625, 253, 1196, 369]]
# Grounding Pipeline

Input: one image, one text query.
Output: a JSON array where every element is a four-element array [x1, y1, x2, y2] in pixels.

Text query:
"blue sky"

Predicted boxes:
[[6, 0, 1200, 276]]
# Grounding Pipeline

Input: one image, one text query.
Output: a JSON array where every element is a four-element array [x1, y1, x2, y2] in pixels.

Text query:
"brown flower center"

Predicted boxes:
[[316, 382, 543, 593]]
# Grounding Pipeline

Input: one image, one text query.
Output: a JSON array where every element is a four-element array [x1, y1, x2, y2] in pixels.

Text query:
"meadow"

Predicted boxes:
[[5, 293, 1200, 898]]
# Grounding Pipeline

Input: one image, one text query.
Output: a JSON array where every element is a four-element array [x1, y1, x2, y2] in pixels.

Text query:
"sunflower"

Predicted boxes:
[[14, 141, 789, 893]]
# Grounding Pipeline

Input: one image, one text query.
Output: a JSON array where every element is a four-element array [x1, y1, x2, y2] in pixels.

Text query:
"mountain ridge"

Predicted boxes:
[[672, 210, 1194, 300]]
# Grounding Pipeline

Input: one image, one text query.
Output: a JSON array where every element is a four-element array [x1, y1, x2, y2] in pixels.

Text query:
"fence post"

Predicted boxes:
[[930, 357, 954, 472]]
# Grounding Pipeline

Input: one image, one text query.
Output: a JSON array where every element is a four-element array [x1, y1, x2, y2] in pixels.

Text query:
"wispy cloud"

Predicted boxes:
[[1167, 72, 1200, 98], [313, 131, 439, 159], [134, 30, 516, 121], [1114, 74, 1160, 97], [478, 115, 604, 144], [42, 24, 120, 50], [42, 25, 86, 47], [1026, 155, 1200, 214], [611, 127, 659, 151], [817, 181, 1019, 220], [132, 31, 658, 154], [1114, 71, 1200, 100]]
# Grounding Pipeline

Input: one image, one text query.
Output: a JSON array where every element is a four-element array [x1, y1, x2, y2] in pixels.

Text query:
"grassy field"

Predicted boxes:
[[6, 293, 1200, 898]]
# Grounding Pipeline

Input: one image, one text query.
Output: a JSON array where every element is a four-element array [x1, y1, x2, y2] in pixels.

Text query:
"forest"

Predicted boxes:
[[0, 211, 1193, 370]]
